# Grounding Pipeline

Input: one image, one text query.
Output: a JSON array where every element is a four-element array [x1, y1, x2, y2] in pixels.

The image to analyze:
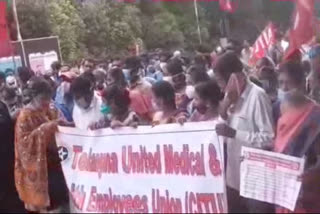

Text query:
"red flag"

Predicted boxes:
[[284, 0, 315, 61], [0, 0, 12, 57], [219, 0, 238, 13], [249, 23, 276, 65]]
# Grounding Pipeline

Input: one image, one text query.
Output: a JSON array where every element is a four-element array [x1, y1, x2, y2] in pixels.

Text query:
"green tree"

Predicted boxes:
[[16, 0, 51, 39], [140, 9, 184, 50], [48, 0, 86, 62], [81, 1, 142, 58]]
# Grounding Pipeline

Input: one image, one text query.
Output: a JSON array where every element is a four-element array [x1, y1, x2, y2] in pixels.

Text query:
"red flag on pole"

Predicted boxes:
[[284, 0, 315, 61], [219, 0, 238, 13], [0, 0, 12, 57], [249, 23, 276, 66]]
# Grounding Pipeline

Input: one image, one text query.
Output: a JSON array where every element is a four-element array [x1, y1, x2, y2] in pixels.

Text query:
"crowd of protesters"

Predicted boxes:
[[0, 39, 320, 213]]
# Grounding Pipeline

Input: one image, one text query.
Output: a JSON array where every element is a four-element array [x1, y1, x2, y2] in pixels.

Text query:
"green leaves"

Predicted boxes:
[[15, 0, 213, 62]]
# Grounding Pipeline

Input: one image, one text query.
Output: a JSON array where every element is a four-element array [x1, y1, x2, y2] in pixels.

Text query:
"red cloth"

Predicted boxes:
[[0, 0, 12, 57], [284, 0, 315, 60], [225, 72, 247, 99], [249, 23, 276, 66], [274, 102, 315, 153], [219, 0, 238, 13]]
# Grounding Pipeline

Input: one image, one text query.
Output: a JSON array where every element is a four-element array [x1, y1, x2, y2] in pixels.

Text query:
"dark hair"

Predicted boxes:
[[2, 87, 16, 101], [0, 72, 5, 81], [82, 58, 95, 65], [214, 51, 243, 82], [167, 58, 184, 76], [256, 57, 274, 68], [27, 77, 53, 99], [152, 81, 176, 109], [70, 76, 93, 97], [195, 80, 224, 107], [193, 55, 207, 67], [103, 86, 131, 109], [302, 60, 311, 74], [109, 67, 127, 88], [188, 66, 210, 84], [51, 61, 62, 71], [81, 71, 95, 84], [125, 56, 142, 70], [278, 62, 305, 86], [17, 67, 33, 84]]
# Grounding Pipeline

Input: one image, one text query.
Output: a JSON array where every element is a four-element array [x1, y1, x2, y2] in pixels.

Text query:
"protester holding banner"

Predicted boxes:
[[214, 52, 275, 213], [126, 57, 154, 123], [166, 58, 192, 111], [152, 81, 188, 125], [189, 80, 223, 122], [70, 74, 105, 130], [14, 77, 68, 213], [274, 90, 320, 213]]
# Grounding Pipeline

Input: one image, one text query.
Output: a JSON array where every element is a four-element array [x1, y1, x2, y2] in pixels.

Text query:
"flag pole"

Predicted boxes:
[[194, 0, 202, 44], [12, 0, 27, 67]]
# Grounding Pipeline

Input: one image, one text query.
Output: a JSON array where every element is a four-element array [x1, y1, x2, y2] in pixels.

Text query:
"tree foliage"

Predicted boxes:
[[48, 0, 86, 62], [14, 0, 295, 62]]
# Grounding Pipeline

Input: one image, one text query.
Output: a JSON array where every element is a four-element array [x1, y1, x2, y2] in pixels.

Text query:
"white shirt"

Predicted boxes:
[[226, 82, 275, 191], [73, 94, 105, 130]]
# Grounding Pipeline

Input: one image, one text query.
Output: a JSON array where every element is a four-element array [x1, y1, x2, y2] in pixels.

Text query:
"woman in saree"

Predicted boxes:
[[15, 77, 69, 213], [274, 90, 320, 213], [151, 81, 188, 125]]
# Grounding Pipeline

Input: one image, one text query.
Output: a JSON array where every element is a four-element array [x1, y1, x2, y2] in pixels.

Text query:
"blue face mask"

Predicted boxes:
[[100, 104, 111, 115]]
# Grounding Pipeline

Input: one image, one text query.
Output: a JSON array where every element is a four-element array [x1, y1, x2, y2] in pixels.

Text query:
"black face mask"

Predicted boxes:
[[196, 104, 208, 115]]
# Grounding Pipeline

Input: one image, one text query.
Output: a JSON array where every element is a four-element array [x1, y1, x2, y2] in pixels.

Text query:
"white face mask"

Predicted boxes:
[[185, 85, 195, 99], [278, 89, 290, 101]]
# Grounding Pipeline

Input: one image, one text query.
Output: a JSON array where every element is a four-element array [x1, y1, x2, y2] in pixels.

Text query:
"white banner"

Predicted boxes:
[[56, 122, 227, 213], [240, 147, 305, 211]]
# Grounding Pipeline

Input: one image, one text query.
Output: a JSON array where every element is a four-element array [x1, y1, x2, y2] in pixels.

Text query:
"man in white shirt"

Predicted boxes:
[[70, 74, 105, 130], [214, 52, 275, 213]]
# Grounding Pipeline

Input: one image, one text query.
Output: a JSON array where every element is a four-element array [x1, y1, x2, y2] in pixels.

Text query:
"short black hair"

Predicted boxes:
[[0, 72, 5, 81], [51, 61, 62, 71], [70, 76, 93, 97], [278, 62, 305, 86], [27, 77, 53, 99], [188, 66, 210, 84], [125, 56, 142, 70], [167, 58, 184, 76], [103, 86, 131, 109], [195, 80, 224, 107], [152, 81, 176, 109], [214, 51, 243, 82], [109, 67, 127, 88], [256, 57, 274, 68], [17, 67, 33, 84], [81, 71, 96, 85], [2, 87, 16, 101]]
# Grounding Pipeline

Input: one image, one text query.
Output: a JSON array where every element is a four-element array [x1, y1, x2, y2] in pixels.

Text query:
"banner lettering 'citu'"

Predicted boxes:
[[56, 122, 228, 213]]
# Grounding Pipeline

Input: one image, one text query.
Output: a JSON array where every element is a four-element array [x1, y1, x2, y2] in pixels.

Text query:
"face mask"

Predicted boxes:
[[278, 89, 290, 101], [76, 97, 91, 110], [259, 80, 270, 91], [100, 104, 111, 115], [185, 85, 195, 99], [123, 69, 131, 82], [196, 104, 209, 115]]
